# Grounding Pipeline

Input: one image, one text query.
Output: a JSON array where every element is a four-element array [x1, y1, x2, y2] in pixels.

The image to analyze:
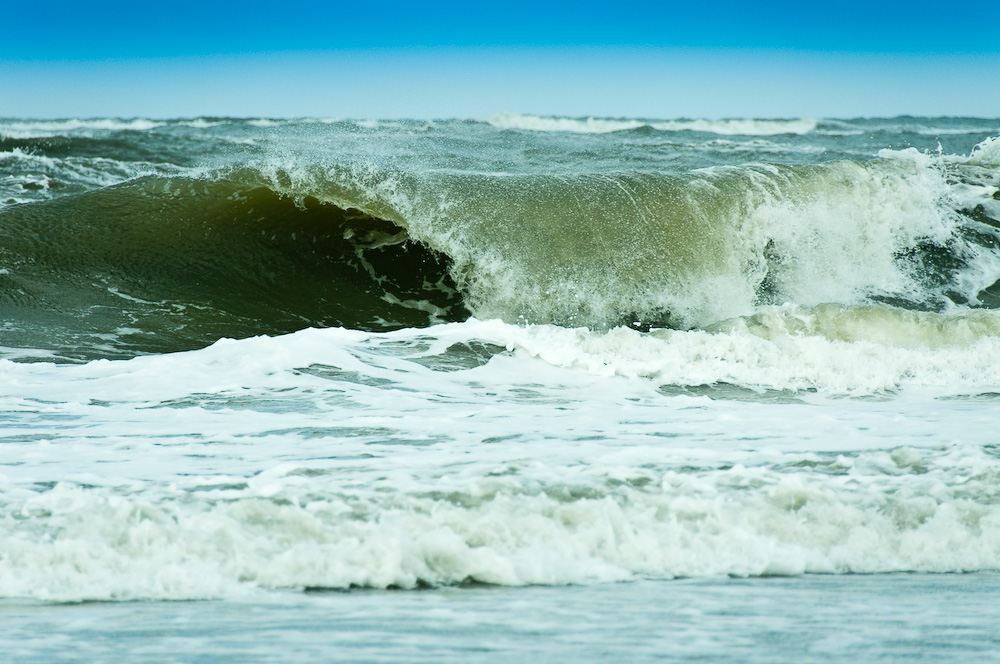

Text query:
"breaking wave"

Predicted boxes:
[[1, 130, 998, 360]]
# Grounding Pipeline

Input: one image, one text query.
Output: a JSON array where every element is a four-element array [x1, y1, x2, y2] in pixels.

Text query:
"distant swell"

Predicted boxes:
[[487, 112, 820, 135]]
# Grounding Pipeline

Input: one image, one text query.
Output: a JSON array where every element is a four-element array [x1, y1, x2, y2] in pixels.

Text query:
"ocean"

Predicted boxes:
[[2, 114, 1000, 662]]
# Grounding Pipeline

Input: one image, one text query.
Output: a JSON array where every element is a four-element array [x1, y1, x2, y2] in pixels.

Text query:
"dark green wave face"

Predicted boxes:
[[1, 117, 998, 360], [0, 177, 467, 360]]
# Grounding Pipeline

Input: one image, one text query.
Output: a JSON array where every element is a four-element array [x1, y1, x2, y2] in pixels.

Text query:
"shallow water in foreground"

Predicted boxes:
[[6, 574, 1000, 663]]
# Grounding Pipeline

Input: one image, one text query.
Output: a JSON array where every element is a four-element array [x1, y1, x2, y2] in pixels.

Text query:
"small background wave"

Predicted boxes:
[[487, 112, 820, 135]]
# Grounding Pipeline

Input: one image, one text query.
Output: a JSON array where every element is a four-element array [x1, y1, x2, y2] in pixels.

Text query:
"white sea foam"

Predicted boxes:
[[742, 155, 962, 310], [719, 146, 1000, 321], [505, 309, 1000, 393], [3, 443, 998, 601], [0, 318, 999, 600], [967, 136, 1000, 168], [488, 113, 818, 136], [0, 147, 56, 166]]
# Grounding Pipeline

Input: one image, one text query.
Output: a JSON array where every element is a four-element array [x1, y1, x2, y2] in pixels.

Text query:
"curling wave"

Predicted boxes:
[[1, 131, 998, 359], [229, 139, 1000, 331]]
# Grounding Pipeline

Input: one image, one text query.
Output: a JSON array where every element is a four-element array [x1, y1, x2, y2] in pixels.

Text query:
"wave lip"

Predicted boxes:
[[488, 112, 818, 135]]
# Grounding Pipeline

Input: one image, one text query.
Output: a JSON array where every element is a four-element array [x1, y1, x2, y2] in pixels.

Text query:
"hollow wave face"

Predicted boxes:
[[0, 177, 467, 359]]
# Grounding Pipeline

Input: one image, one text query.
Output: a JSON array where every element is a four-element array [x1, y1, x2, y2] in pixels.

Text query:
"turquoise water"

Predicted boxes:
[[1, 114, 999, 660], [6, 575, 1000, 662]]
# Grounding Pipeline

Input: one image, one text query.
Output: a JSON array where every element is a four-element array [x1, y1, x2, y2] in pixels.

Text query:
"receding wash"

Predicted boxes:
[[2, 115, 1000, 660]]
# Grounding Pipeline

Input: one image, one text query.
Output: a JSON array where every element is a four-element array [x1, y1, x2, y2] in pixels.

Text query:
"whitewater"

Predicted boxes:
[[2, 114, 1000, 662]]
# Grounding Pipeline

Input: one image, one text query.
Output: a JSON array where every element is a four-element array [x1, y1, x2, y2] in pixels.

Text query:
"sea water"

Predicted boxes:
[[2, 114, 1000, 661]]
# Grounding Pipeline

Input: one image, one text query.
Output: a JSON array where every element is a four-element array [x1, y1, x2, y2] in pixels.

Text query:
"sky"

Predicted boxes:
[[2, 0, 999, 119]]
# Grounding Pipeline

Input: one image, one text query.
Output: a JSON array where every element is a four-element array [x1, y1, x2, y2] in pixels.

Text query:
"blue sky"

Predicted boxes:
[[3, 1, 998, 119]]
